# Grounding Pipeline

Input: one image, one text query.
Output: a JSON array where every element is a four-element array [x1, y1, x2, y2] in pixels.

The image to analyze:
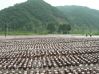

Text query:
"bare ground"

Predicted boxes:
[[0, 34, 99, 39]]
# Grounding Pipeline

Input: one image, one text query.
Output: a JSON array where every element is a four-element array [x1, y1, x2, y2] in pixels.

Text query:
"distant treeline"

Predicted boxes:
[[0, 22, 71, 35]]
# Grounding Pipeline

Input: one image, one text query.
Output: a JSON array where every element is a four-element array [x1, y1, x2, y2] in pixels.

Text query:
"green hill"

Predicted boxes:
[[0, 0, 70, 35], [57, 6, 99, 34]]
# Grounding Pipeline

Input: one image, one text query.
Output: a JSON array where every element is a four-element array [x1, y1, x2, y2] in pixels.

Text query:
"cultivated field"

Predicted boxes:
[[0, 35, 99, 74]]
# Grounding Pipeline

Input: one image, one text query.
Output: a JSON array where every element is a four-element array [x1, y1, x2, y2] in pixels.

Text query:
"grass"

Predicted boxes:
[[0, 31, 49, 35], [0, 31, 99, 35]]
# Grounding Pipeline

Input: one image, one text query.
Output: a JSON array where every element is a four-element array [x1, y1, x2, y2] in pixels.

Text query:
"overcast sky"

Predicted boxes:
[[0, 0, 99, 10]]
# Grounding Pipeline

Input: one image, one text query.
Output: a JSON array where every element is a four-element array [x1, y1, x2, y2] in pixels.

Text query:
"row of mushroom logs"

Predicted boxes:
[[0, 37, 99, 73]]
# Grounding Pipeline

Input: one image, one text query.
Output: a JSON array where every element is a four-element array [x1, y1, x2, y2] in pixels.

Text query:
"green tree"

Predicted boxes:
[[47, 23, 56, 33], [59, 24, 71, 34]]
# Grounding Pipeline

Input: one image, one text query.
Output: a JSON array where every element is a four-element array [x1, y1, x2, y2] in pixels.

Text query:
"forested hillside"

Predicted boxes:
[[1, 0, 99, 35], [0, 0, 70, 35], [57, 6, 99, 34]]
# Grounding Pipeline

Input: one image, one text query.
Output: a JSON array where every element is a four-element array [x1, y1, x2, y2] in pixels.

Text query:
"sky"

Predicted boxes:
[[0, 0, 99, 10], [0, 0, 27, 10]]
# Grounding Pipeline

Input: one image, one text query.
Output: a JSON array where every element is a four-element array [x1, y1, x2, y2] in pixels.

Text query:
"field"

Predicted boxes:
[[0, 35, 99, 74]]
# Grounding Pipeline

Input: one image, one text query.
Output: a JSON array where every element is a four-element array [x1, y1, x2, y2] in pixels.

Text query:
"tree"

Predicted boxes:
[[58, 24, 71, 34], [47, 23, 56, 33]]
